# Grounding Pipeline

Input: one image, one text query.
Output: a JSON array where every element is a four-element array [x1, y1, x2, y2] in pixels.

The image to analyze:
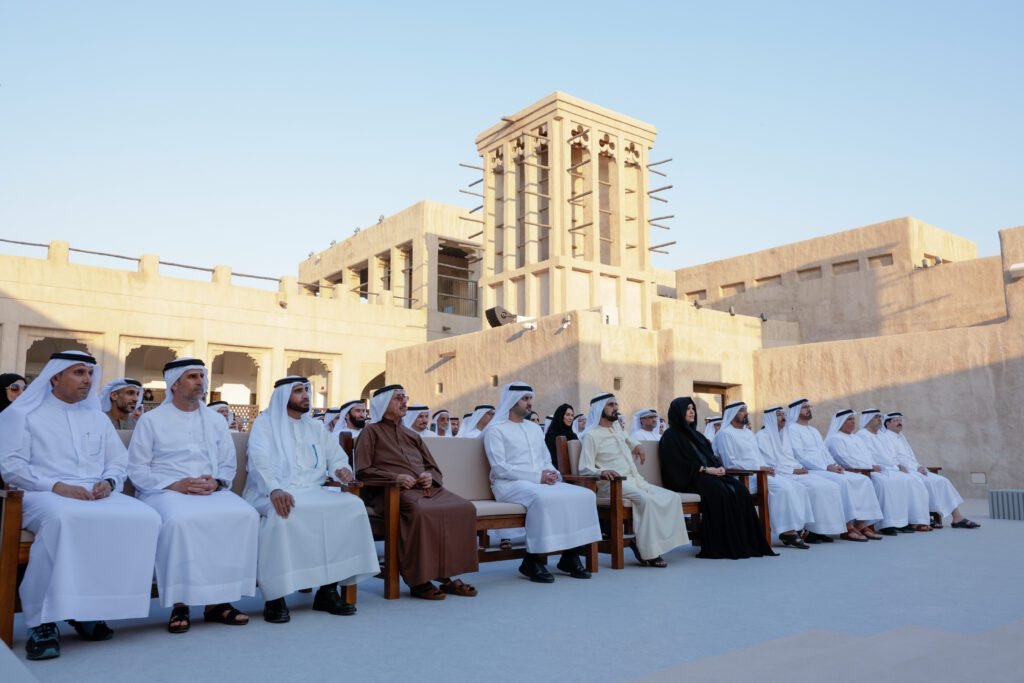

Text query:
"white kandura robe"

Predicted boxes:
[[128, 403, 259, 607], [714, 425, 815, 537], [788, 423, 882, 524], [857, 430, 931, 526], [483, 420, 601, 554], [244, 415, 379, 600], [882, 430, 963, 517], [756, 429, 847, 535], [579, 426, 689, 559], [824, 432, 916, 529], [629, 428, 661, 443], [0, 392, 161, 627]]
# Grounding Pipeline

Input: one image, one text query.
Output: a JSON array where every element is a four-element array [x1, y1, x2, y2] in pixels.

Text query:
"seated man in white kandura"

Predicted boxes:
[[483, 382, 601, 583], [0, 351, 161, 661], [128, 357, 259, 634], [714, 402, 815, 549], [757, 406, 846, 544], [245, 376, 379, 623], [880, 412, 978, 529], [855, 409, 932, 534], [580, 394, 690, 567], [628, 408, 661, 442]]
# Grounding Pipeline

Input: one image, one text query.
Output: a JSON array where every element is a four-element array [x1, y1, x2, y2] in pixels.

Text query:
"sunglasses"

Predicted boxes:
[[8, 383, 26, 393]]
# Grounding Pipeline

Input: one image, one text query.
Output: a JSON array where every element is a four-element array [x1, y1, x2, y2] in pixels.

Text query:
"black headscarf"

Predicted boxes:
[[545, 403, 578, 468], [0, 373, 27, 413], [658, 397, 723, 492]]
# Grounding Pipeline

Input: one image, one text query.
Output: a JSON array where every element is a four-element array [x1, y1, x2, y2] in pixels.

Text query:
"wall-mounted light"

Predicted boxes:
[[759, 312, 768, 322], [560, 316, 572, 330], [728, 306, 736, 316]]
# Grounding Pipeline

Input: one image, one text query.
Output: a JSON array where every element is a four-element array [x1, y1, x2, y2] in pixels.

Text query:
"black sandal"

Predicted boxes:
[[629, 542, 668, 567], [203, 603, 249, 625], [951, 518, 980, 529], [167, 605, 190, 634], [780, 532, 810, 549]]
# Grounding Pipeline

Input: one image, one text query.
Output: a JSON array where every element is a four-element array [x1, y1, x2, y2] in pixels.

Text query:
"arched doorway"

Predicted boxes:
[[286, 358, 331, 409], [361, 372, 385, 402], [24, 337, 91, 381], [210, 351, 259, 427], [125, 345, 178, 404]]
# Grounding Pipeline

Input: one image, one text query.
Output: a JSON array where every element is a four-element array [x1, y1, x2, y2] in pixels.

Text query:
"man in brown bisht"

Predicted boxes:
[[355, 384, 480, 600]]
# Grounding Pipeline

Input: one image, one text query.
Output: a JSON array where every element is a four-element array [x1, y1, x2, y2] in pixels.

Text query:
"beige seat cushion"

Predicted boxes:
[[472, 500, 527, 517], [20, 530, 35, 543], [423, 437, 495, 501]]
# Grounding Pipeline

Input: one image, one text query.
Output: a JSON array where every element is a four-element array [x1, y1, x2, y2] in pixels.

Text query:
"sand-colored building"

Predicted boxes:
[[1, 92, 1020, 496]]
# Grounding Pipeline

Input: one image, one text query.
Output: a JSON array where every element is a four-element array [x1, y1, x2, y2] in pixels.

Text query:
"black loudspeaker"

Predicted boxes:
[[485, 306, 517, 328]]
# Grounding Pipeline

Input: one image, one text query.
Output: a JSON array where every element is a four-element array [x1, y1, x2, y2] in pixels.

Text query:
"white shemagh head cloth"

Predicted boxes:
[[825, 408, 856, 441], [99, 377, 143, 413], [334, 399, 365, 433], [721, 401, 746, 430], [458, 404, 495, 437], [431, 409, 451, 436], [879, 411, 903, 437], [369, 384, 403, 425], [207, 400, 234, 425], [630, 408, 658, 434], [759, 405, 786, 455], [323, 406, 341, 431], [403, 404, 430, 430], [703, 416, 722, 441], [582, 392, 616, 439], [859, 408, 881, 430], [487, 382, 534, 433], [0, 350, 104, 459], [257, 376, 317, 484], [162, 358, 208, 405], [572, 414, 587, 436], [542, 415, 554, 433], [787, 398, 809, 428]]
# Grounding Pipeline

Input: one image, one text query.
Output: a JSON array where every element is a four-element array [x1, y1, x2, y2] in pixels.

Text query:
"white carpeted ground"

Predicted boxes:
[[4, 499, 1020, 683]]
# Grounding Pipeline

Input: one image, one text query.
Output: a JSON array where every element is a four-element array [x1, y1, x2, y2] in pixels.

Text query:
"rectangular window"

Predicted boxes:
[[755, 274, 782, 288], [832, 259, 860, 276], [797, 266, 822, 281], [868, 253, 894, 269], [685, 289, 707, 301], [720, 281, 746, 297]]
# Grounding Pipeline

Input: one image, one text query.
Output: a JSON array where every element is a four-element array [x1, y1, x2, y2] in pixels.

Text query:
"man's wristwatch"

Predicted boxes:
[[104, 478, 116, 491], [216, 479, 229, 491]]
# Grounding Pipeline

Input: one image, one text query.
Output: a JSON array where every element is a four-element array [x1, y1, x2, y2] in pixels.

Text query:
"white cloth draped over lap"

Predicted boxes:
[[856, 429, 931, 526], [128, 403, 259, 607], [483, 420, 601, 554], [714, 425, 814, 536], [756, 427, 847, 535], [1, 385, 161, 627], [787, 423, 882, 524], [881, 430, 962, 517], [244, 395, 378, 600], [824, 431, 917, 528], [579, 426, 690, 559]]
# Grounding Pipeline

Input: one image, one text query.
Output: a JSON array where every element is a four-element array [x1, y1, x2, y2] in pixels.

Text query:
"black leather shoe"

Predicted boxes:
[[66, 619, 114, 641], [263, 597, 290, 624], [313, 586, 357, 616], [805, 532, 833, 544], [879, 527, 899, 536], [897, 525, 916, 533], [556, 554, 592, 579], [518, 557, 554, 583]]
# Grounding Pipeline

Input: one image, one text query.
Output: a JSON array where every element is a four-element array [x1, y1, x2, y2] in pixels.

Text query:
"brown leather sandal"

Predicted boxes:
[[439, 579, 478, 597], [410, 582, 446, 600]]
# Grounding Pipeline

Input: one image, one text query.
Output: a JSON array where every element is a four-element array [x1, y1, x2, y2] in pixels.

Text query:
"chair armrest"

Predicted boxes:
[[926, 466, 942, 473], [724, 468, 762, 476], [357, 479, 403, 489], [0, 488, 25, 499], [845, 468, 873, 476], [562, 474, 609, 483], [323, 480, 364, 496]]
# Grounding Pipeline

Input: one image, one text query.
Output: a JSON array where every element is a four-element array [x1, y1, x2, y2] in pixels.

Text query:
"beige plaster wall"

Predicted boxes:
[[752, 226, 1024, 497], [675, 217, 998, 342], [0, 242, 427, 408]]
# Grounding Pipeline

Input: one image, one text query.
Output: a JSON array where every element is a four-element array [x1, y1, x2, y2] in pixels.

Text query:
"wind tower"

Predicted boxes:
[[467, 92, 671, 328]]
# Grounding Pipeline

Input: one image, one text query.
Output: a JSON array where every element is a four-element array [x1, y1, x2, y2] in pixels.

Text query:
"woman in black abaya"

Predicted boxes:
[[659, 397, 776, 559]]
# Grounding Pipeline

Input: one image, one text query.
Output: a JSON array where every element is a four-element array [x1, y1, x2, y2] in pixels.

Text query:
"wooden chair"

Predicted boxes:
[[555, 436, 771, 569], [1, 429, 360, 646], [346, 434, 600, 599]]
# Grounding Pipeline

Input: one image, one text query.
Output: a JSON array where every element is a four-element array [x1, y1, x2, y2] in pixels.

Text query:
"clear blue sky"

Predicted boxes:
[[2, 1, 1021, 279]]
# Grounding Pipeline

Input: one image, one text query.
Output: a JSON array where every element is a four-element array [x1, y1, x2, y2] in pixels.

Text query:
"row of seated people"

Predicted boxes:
[[0, 352, 977, 663]]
